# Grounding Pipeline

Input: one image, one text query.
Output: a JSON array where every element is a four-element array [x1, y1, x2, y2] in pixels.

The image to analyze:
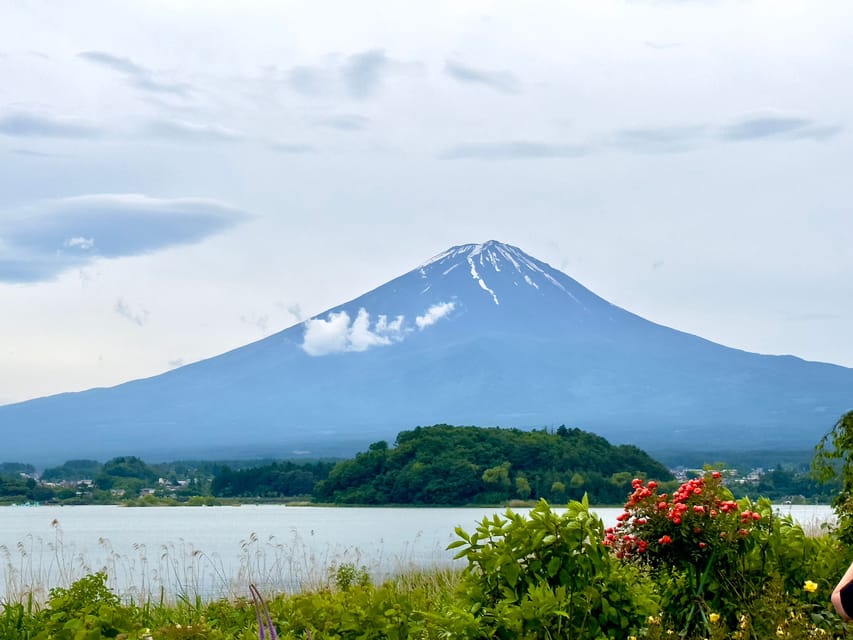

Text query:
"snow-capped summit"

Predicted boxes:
[[417, 240, 588, 307], [1, 241, 851, 465]]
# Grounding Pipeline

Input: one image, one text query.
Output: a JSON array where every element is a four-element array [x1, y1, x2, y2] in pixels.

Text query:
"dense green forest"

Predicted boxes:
[[313, 424, 673, 505], [211, 460, 336, 497]]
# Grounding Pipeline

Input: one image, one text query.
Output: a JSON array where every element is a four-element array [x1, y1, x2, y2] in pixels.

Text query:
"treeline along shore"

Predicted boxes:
[[0, 424, 838, 506]]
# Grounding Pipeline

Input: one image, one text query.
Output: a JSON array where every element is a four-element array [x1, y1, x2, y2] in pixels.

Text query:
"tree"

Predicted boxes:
[[515, 475, 531, 499], [482, 462, 511, 488], [812, 410, 853, 542]]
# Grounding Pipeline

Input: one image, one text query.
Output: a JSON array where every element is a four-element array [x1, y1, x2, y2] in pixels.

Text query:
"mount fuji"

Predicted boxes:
[[3, 240, 852, 465]]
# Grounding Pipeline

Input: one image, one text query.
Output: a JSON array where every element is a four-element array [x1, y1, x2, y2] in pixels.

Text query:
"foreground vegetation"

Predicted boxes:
[[2, 476, 852, 639], [6, 412, 853, 637]]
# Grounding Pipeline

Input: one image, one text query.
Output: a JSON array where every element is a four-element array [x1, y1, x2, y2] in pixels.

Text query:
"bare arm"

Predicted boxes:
[[832, 561, 853, 619]]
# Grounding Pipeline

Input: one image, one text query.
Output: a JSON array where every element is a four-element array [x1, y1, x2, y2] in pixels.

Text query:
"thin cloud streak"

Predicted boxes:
[[0, 111, 103, 138], [142, 119, 242, 142], [313, 114, 370, 131], [78, 50, 193, 97], [609, 125, 708, 153], [445, 60, 520, 94], [442, 141, 590, 160], [288, 49, 421, 99], [115, 297, 149, 326], [719, 116, 844, 142], [269, 143, 315, 154], [442, 114, 841, 160]]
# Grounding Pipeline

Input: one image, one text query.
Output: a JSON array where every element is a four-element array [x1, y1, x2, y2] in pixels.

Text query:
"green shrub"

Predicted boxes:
[[450, 497, 657, 639], [32, 572, 140, 640], [332, 562, 371, 591]]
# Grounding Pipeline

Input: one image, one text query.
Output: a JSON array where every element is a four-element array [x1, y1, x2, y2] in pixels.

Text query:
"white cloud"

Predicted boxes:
[[416, 302, 455, 329], [375, 314, 405, 335], [302, 308, 407, 355], [302, 304, 454, 356], [64, 236, 95, 250], [301, 310, 351, 356], [348, 308, 394, 351]]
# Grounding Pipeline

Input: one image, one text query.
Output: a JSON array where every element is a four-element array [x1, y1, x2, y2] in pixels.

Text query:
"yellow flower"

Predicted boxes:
[[629, 636, 637, 640], [804, 580, 818, 593], [709, 612, 720, 624]]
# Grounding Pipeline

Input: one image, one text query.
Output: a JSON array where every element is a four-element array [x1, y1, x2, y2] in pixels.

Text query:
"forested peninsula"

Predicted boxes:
[[312, 424, 673, 505]]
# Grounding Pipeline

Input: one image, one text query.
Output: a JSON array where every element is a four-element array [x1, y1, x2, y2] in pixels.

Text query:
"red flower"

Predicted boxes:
[[658, 535, 673, 545]]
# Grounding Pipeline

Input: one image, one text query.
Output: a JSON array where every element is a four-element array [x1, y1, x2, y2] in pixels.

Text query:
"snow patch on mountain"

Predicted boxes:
[[302, 302, 455, 355], [467, 250, 500, 305]]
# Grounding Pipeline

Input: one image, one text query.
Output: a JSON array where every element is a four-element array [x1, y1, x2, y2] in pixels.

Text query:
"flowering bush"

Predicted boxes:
[[605, 471, 773, 637]]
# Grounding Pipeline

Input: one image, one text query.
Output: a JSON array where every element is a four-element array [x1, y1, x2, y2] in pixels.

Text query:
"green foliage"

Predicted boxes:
[[451, 498, 658, 639], [315, 424, 673, 505], [814, 410, 853, 543], [211, 460, 334, 498], [2, 516, 853, 640], [332, 562, 371, 591], [41, 459, 103, 482], [0, 462, 36, 475], [0, 472, 53, 503], [95, 456, 159, 492], [0, 594, 37, 639], [732, 463, 839, 502], [32, 572, 140, 640]]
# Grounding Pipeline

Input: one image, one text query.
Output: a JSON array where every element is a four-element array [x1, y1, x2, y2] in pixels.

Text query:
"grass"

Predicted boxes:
[[1, 519, 453, 606]]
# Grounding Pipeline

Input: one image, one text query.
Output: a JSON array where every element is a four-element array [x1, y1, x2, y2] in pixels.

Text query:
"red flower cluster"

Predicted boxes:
[[604, 472, 763, 562]]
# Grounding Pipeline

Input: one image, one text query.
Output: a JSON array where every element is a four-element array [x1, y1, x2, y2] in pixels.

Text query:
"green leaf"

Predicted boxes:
[[547, 556, 562, 577]]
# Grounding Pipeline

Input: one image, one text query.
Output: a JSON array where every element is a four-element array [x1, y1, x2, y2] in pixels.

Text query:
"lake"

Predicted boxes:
[[0, 503, 834, 602]]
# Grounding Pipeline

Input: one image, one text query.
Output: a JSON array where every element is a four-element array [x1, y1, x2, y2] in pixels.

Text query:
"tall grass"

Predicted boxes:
[[1, 521, 451, 606]]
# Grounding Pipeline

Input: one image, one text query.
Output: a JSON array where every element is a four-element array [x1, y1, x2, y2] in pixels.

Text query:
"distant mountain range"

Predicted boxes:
[[3, 240, 851, 465]]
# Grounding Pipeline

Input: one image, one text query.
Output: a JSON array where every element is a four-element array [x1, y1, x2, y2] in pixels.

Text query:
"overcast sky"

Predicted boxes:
[[1, 0, 851, 405]]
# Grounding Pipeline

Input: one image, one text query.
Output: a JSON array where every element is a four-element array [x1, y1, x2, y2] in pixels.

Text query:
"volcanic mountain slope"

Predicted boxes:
[[2, 240, 852, 465]]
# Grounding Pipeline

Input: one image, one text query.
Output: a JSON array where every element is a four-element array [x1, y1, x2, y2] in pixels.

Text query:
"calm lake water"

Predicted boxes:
[[0, 504, 834, 602]]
